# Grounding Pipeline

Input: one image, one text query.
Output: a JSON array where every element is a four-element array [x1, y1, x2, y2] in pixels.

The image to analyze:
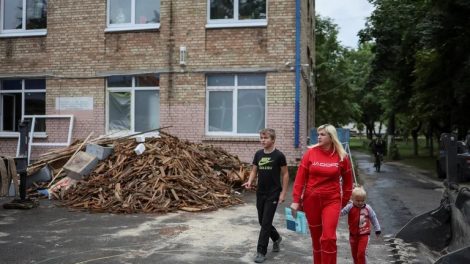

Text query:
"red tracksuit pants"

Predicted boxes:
[[303, 191, 341, 264], [349, 234, 369, 264]]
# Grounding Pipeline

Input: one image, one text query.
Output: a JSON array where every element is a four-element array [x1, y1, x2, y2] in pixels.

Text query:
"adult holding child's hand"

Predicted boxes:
[[290, 124, 353, 264]]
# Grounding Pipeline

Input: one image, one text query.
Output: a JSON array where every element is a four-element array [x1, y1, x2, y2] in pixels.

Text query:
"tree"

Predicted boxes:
[[360, 0, 429, 152], [412, 0, 470, 139], [315, 15, 362, 126]]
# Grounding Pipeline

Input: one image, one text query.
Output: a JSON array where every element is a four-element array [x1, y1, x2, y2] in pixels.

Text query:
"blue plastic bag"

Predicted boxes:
[[285, 207, 308, 234]]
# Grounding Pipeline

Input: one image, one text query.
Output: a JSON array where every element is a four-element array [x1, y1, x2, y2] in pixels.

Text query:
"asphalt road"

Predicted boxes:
[[354, 151, 443, 235], [0, 150, 445, 264], [353, 150, 445, 263]]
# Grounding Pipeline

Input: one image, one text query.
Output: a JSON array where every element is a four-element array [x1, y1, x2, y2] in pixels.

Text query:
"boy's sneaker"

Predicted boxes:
[[254, 253, 266, 263], [272, 236, 282, 252]]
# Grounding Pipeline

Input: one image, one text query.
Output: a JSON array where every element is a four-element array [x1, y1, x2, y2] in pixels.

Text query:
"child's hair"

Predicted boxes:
[[352, 186, 367, 199], [259, 128, 276, 140]]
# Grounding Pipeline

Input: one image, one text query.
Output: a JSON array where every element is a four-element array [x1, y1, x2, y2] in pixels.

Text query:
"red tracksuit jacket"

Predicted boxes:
[[341, 203, 381, 235], [293, 146, 353, 207]]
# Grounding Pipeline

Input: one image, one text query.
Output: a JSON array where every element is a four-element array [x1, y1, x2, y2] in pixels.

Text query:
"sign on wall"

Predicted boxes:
[[55, 97, 94, 110]]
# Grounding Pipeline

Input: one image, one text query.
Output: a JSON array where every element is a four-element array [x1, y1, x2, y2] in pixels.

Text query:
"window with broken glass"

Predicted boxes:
[[0, 79, 46, 134], [107, 74, 160, 133]]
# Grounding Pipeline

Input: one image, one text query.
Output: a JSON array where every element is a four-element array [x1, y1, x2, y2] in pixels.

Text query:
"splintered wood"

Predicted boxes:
[[60, 133, 249, 213]]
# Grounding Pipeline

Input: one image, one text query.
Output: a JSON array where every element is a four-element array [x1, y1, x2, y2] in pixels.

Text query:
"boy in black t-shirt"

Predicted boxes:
[[242, 128, 289, 263]]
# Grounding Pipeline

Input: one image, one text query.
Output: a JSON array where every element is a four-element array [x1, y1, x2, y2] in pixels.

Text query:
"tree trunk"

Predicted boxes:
[[411, 122, 422, 156], [366, 124, 374, 139], [387, 113, 395, 137], [387, 113, 396, 160], [428, 123, 434, 157], [412, 131, 419, 156]]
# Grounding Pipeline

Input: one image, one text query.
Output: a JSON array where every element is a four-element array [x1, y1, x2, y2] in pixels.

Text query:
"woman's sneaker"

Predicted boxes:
[[254, 253, 266, 263], [272, 236, 282, 252]]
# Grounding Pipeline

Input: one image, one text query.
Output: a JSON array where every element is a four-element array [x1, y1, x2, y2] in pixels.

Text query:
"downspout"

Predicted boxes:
[[294, 0, 301, 148]]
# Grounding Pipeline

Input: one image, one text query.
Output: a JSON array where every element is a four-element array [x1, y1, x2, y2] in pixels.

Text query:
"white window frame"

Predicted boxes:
[[106, 75, 160, 135], [0, 0, 47, 38], [105, 0, 160, 32], [206, 0, 268, 28], [0, 79, 46, 137], [205, 74, 267, 137]]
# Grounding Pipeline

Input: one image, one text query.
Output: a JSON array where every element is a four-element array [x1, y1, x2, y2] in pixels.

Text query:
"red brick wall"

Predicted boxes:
[[0, 0, 314, 165]]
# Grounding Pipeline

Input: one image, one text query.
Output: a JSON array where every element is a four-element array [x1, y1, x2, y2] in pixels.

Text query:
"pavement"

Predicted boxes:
[[353, 151, 446, 263], [0, 178, 392, 264], [3, 149, 453, 264]]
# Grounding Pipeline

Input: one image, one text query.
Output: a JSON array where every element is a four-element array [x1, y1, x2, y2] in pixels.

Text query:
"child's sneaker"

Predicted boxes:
[[272, 236, 282, 252], [254, 253, 266, 263]]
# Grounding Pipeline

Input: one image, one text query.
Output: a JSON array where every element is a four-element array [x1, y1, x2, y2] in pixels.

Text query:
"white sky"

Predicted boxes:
[[315, 0, 374, 48]]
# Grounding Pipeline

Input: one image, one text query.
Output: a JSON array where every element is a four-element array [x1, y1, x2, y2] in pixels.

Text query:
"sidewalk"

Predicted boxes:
[[0, 186, 391, 264]]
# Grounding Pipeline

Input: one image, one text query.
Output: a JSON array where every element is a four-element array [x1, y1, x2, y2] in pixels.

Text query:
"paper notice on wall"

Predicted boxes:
[[56, 97, 93, 110]]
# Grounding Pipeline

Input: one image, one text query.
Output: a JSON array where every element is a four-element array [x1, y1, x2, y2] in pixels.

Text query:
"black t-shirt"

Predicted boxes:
[[252, 149, 287, 194]]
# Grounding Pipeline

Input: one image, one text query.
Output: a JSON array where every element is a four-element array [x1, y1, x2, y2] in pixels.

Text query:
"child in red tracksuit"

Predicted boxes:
[[341, 186, 381, 264], [290, 124, 353, 264]]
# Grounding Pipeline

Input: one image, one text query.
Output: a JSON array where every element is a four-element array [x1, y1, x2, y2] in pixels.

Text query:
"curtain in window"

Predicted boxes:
[[237, 89, 265, 133], [109, 92, 131, 131], [135, 90, 159, 132], [209, 91, 233, 132]]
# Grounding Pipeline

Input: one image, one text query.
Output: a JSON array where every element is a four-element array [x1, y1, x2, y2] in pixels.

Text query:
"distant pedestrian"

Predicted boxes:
[[341, 186, 381, 264], [242, 128, 290, 263], [369, 136, 386, 157], [290, 124, 353, 264]]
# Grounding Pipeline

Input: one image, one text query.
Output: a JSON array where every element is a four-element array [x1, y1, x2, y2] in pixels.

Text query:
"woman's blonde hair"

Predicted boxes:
[[316, 124, 347, 161]]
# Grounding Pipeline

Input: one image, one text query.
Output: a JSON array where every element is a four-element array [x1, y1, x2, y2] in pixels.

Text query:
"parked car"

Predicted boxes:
[[436, 134, 470, 182]]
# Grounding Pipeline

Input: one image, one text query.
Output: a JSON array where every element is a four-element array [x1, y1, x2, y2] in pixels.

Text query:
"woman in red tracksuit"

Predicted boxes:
[[290, 124, 353, 264]]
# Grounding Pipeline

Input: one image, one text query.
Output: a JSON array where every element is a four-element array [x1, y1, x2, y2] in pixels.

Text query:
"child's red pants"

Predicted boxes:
[[349, 234, 369, 264], [303, 191, 341, 264]]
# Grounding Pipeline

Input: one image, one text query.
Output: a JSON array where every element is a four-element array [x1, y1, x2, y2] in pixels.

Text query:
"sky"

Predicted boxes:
[[315, 0, 374, 48]]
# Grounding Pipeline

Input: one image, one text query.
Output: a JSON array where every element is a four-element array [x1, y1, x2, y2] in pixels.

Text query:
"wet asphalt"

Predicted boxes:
[[354, 151, 443, 235], [0, 151, 443, 264]]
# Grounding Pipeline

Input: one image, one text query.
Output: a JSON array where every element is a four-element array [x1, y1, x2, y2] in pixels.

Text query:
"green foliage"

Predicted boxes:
[[315, 15, 370, 126], [361, 0, 470, 147]]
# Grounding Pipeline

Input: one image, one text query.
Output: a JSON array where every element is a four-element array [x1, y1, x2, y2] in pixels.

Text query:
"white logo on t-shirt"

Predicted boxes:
[[312, 162, 339, 168]]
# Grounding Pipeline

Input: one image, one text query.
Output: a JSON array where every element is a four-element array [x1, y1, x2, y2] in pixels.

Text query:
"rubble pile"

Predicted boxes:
[[28, 132, 250, 213]]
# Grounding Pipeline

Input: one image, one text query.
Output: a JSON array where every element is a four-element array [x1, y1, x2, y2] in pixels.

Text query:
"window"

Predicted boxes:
[[0, 0, 47, 37], [207, 0, 267, 28], [107, 74, 160, 133], [206, 74, 266, 135], [0, 79, 46, 133], [106, 0, 160, 32]]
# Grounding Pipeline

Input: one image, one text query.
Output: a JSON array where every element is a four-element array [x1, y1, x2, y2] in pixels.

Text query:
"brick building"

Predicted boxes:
[[0, 0, 315, 165]]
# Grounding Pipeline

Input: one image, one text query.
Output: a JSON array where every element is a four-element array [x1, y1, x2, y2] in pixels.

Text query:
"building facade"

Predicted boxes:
[[0, 0, 315, 165]]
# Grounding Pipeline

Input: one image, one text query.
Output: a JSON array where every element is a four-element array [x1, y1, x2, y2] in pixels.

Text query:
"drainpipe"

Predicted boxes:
[[294, 0, 301, 148]]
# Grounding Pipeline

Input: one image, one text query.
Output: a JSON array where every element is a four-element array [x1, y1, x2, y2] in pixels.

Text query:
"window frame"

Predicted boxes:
[[205, 74, 267, 137], [0, 0, 47, 38], [105, 0, 161, 32], [206, 0, 268, 28], [0, 79, 46, 137], [106, 75, 160, 134]]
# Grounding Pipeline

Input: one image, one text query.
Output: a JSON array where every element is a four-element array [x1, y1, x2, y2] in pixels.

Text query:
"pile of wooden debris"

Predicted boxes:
[[28, 132, 250, 213]]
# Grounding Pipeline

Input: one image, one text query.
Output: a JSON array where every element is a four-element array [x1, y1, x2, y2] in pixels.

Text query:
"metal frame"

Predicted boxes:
[[343, 142, 358, 186], [18, 115, 74, 164]]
